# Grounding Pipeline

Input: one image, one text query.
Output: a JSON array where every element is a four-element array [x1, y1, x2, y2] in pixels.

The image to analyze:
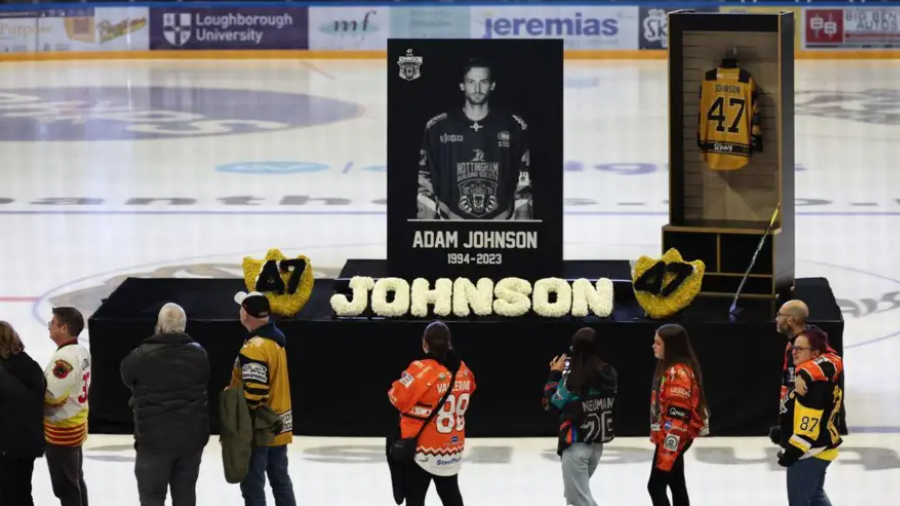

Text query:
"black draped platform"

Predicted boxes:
[[88, 260, 843, 438]]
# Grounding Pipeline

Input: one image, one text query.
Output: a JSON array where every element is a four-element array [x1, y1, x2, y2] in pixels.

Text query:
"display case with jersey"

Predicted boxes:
[[663, 11, 796, 300]]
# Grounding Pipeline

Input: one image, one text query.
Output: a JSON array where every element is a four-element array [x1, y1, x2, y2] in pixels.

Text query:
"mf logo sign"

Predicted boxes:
[[309, 7, 388, 50]]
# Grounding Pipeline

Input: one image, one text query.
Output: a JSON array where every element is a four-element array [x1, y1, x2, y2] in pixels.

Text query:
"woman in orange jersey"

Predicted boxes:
[[648, 324, 710, 506], [388, 321, 476, 506]]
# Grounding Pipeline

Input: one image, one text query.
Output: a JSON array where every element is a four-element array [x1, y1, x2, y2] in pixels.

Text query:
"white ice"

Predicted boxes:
[[0, 58, 898, 505]]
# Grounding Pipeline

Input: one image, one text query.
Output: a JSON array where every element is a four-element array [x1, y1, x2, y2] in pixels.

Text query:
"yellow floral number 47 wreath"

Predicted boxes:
[[632, 248, 705, 319], [242, 249, 315, 317]]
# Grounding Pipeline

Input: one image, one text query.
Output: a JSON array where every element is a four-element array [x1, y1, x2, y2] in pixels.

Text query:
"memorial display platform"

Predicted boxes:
[[88, 259, 843, 439]]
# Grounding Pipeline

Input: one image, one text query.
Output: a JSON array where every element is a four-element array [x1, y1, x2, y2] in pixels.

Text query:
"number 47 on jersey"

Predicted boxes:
[[697, 65, 763, 171]]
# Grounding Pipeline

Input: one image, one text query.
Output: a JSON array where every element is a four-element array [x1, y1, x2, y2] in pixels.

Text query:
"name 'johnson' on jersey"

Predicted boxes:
[[417, 109, 532, 220], [697, 66, 763, 171]]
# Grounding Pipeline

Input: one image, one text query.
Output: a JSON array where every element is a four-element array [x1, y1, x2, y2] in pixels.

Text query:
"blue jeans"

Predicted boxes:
[[240, 445, 296, 506], [787, 457, 833, 506]]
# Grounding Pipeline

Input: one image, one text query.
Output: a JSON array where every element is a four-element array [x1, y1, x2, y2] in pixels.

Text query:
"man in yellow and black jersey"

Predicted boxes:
[[775, 327, 843, 506], [697, 64, 762, 171], [232, 291, 296, 505]]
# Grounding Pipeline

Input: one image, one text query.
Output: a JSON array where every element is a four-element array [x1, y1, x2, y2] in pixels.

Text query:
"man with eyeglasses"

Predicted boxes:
[[773, 327, 844, 506], [770, 300, 845, 447]]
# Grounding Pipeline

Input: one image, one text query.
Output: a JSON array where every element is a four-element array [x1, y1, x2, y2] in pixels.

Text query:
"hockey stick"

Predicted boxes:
[[729, 204, 781, 318]]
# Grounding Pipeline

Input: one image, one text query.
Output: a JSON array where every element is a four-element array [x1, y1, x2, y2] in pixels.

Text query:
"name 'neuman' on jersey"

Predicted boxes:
[[582, 397, 614, 413]]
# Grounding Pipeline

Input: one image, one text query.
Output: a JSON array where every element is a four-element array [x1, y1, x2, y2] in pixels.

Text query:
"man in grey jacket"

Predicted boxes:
[[121, 303, 210, 506]]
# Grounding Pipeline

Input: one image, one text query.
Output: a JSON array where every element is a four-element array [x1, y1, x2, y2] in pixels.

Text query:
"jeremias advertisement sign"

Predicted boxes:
[[149, 7, 308, 50], [470, 6, 639, 50]]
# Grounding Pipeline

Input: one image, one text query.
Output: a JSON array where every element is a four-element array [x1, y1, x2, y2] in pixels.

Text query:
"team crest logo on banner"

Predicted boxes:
[[162, 12, 192, 47], [457, 149, 499, 217], [397, 49, 423, 81], [459, 180, 499, 217]]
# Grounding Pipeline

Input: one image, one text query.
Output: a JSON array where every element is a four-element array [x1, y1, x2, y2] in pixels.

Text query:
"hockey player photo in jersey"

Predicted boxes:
[[416, 60, 532, 221], [698, 59, 763, 171], [386, 39, 564, 279]]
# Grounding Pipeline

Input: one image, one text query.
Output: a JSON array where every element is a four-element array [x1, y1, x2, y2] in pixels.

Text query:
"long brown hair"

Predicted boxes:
[[566, 327, 607, 395], [653, 324, 709, 417], [0, 321, 25, 360], [423, 321, 452, 360]]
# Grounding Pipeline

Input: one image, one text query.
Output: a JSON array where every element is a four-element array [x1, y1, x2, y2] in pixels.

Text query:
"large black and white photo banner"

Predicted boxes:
[[387, 38, 564, 280]]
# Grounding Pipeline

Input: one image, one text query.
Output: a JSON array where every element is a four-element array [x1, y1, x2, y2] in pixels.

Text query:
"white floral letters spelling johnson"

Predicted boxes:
[[330, 277, 614, 319]]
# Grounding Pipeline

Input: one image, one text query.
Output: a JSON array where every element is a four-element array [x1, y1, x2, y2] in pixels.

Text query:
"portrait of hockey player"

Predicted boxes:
[[416, 58, 532, 221], [387, 39, 563, 279]]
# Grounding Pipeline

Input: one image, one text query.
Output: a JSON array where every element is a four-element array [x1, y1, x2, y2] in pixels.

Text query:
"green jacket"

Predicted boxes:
[[219, 380, 283, 483]]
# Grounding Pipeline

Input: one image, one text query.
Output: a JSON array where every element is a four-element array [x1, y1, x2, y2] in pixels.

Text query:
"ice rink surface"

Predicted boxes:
[[0, 58, 898, 504]]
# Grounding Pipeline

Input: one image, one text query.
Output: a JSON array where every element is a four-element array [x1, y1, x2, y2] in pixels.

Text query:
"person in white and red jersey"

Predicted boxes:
[[44, 307, 91, 506], [388, 321, 476, 506]]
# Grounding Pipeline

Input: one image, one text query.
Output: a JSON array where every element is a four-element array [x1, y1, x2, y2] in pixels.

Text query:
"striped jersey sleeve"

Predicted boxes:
[[237, 341, 271, 409]]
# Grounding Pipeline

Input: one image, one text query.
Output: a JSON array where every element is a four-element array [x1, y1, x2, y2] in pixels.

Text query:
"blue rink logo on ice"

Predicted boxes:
[[0, 87, 360, 141]]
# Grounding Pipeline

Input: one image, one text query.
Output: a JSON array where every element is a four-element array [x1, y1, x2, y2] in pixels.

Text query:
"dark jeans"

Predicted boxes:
[[787, 457, 833, 506], [240, 445, 296, 506], [45, 444, 88, 506], [403, 463, 464, 506], [0, 454, 35, 506], [647, 441, 693, 506], [134, 448, 203, 506]]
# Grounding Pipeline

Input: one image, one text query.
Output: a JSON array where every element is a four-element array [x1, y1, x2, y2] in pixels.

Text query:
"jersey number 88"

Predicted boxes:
[[436, 393, 470, 434]]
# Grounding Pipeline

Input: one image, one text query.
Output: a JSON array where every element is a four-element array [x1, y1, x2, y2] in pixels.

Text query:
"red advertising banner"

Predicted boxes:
[[805, 9, 843, 48], [805, 7, 900, 49]]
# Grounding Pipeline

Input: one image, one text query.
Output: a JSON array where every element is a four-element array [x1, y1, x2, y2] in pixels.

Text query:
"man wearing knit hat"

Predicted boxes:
[[231, 292, 296, 506]]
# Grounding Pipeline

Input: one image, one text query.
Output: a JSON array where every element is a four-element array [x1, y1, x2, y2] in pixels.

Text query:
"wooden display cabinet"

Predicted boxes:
[[664, 11, 795, 299]]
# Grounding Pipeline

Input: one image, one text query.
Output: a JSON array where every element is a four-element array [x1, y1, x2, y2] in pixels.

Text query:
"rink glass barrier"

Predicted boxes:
[[0, 1, 898, 59]]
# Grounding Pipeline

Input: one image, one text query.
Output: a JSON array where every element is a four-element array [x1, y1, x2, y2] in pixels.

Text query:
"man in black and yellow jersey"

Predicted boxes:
[[774, 327, 843, 506], [232, 291, 296, 506]]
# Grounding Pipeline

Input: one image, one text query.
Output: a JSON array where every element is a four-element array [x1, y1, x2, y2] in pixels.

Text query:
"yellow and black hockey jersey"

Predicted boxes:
[[230, 322, 293, 446], [697, 66, 762, 171], [778, 352, 843, 465]]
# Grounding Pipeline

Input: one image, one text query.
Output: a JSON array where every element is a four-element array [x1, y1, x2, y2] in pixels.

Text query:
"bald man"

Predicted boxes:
[[775, 300, 810, 413], [770, 300, 844, 445]]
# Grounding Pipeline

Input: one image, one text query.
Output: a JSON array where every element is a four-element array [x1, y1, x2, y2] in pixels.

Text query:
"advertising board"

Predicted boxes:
[[0, 12, 41, 53], [308, 7, 388, 50], [469, 6, 639, 50], [638, 6, 717, 50], [719, 5, 802, 50], [390, 6, 471, 39], [805, 7, 900, 49], [149, 6, 308, 50], [36, 7, 148, 52]]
